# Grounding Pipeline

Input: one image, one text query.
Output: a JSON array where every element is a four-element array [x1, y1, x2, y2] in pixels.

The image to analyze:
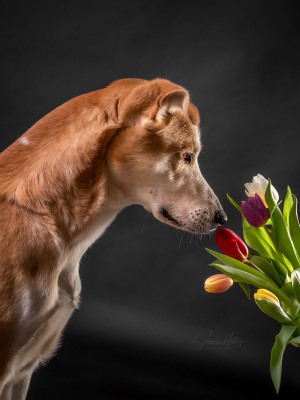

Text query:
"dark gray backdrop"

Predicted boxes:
[[1, 1, 300, 399]]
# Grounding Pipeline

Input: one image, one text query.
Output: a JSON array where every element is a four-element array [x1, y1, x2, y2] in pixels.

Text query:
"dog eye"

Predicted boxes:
[[183, 152, 193, 163]]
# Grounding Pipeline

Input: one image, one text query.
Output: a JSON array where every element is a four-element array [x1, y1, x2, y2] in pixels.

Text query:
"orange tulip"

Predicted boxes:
[[204, 274, 233, 293]]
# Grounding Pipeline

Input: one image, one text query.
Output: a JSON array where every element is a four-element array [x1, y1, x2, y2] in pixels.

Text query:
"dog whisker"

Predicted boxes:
[[140, 210, 151, 231], [178, 231, 185, 248]]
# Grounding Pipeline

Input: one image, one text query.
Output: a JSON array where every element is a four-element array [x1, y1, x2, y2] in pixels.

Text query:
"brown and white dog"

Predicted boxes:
[[0, 78, 226, 399]]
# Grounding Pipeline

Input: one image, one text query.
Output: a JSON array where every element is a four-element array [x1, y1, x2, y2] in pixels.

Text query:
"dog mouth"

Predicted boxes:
[[159, 206, 181, 227], [157, 205, 218, 235]]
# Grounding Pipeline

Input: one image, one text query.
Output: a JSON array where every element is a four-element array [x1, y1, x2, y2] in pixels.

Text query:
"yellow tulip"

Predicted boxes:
[[254, 289, 292, 324], [254, 289, 280, 305]]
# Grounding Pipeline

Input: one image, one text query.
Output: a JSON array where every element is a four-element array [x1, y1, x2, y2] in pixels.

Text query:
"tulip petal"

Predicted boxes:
[[244, 174, 279, 208], [204, 274, 233, 293], [255, 288, 280, 305], [241, 195, 269, 228], [232, 240, 248, 262], [215, 228, 248, 261], [255, 194, 269, 220]]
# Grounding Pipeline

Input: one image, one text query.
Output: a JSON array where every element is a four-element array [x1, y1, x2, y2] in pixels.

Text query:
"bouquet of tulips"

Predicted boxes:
[[205, 174, 300, 393]]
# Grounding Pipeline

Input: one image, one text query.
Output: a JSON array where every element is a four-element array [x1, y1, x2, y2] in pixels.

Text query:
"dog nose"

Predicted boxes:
[[214, 209, 227, 225]]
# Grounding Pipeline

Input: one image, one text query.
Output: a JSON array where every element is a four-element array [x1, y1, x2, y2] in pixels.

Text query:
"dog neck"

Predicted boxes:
[[0, 97, 129, 252]]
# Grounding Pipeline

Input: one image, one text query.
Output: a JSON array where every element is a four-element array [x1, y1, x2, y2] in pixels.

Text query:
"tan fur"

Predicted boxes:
[[0, 78, 224, 399]]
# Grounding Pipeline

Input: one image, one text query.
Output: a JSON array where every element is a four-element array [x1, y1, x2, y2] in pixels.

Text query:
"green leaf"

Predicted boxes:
[[210, 261, 294, 309], [250, 255, 282, 287], [248, 249, 260, 257], [290, 340, 300, 347], [269, 259, 289, 284], [283, 186, 293, 229], [207, 249, 279, 286], [280, 282, 294, 299], [265, 180, 300, 270], [207, 248, 296, 309], [289, 194, 300, 258], [211, 261, 271, 288], [280, 282, 298, 317], [282, 254, 294, 274], [227, 193, 242, 213], [242, 217, 282, 262], [238, 282, 250, 299], [270, 325, 297, 393], [255, 298, 292, 325], [290, 335, 300, 346]]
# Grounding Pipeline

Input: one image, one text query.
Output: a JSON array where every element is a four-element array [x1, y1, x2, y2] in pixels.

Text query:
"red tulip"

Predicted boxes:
[[204, 274, 233, 293], [241, 193, 269, 227], [216, 227, 248, 262]]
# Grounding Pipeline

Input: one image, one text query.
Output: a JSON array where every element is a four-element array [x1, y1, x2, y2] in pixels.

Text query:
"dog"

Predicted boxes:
[[0, 78, 226, 399]]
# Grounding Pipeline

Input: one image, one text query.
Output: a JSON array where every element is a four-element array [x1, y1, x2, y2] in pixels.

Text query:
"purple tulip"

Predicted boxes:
[[241, 193, 269, 227]]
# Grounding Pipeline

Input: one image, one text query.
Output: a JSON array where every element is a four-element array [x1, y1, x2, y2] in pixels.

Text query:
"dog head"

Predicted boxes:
[[106, 78, 226, 235]]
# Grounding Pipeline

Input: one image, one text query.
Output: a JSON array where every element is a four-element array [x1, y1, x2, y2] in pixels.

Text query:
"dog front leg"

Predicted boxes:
[[0, 372, 32, 400]]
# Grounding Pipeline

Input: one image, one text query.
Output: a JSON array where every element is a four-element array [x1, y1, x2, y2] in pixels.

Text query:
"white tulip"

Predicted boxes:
[[244, 174, 279, 207]]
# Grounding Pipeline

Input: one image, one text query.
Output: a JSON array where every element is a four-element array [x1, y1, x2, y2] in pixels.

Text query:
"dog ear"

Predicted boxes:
[[156, 89, 189, 122], [118, 79, 199, 126], [187, 101, 200, 126]]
